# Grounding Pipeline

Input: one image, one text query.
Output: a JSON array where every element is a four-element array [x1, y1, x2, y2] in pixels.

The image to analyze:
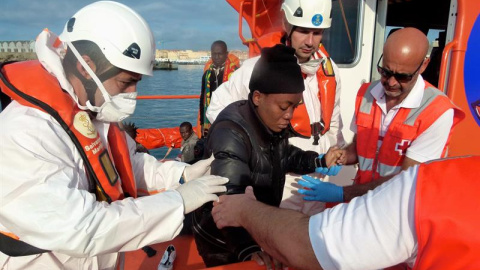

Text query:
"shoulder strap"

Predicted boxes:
[[0, 233, 48, 257]]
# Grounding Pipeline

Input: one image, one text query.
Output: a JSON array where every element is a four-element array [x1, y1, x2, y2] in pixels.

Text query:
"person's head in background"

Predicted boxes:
[[211, 40, 228, 68], [280, 0, 332, 63], [180, 122, 194, 141], [249, 44, 305, 133]]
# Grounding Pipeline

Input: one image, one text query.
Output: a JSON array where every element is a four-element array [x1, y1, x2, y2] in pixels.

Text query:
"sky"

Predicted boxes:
[[0, 0, 249, 51]]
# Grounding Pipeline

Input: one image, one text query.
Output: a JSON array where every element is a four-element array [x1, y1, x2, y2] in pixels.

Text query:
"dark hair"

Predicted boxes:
[[62, 40, 112, 77], [193, 138, 206, 160], [211, 40, 227, 51], [180, 121, 193, 130]]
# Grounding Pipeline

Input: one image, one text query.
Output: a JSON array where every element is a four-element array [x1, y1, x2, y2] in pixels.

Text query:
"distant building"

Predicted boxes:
[[0, 40, 249, 64], [155, 49, 248, 65], [0, 40, 37, 62], [0, 41, 35, 53]]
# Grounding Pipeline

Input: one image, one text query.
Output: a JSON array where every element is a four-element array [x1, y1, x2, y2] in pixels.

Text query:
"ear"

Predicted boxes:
[[76, 55, 97, 79], [419, 57, 430, 74], [252, 90, 262, 106]]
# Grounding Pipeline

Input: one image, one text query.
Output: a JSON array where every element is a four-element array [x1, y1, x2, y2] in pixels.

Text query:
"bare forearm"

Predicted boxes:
[[343, 157, 420, 201], [238, 200, 322, 270], [343, 141, 358, 165], [343, 174, 394, 201]]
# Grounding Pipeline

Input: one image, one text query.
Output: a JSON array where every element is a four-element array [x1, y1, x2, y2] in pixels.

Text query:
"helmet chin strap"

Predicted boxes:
[[72, 70, 97, 106], [72, 66, 120, 108], [286, 25, 297, 43], [65, 40, 119, 112]]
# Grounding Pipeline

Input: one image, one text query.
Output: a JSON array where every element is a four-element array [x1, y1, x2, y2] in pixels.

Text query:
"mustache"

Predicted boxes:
[[382, 82, 400, 90]]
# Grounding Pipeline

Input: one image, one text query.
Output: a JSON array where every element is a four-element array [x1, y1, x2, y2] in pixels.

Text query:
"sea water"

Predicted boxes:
[[130, 65, 204, 159]]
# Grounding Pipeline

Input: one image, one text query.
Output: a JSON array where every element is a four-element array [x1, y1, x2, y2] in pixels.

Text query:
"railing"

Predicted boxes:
[[137, 95, 200, 100]]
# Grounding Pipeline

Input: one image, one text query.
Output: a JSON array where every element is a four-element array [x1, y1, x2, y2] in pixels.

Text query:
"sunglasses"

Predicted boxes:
[[377, 54, 424, 83]]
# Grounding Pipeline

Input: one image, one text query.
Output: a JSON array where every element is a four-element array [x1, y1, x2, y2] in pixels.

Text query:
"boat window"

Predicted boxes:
[[377, 0, 452, 86], [322, 0, 362, 66]]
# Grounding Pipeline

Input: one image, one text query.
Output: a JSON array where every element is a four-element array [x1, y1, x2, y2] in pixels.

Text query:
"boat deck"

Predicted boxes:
[[124, 235, 267, 270]]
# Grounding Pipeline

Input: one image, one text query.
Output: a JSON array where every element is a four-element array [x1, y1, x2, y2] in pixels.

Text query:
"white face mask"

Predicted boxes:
[[91, 92, 137, 122], [66, 40, 138, 122]]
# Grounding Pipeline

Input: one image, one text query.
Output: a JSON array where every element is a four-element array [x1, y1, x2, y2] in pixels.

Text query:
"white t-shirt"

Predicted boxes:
[[350, 76, 454, 162], [309, 165, 419, 269]]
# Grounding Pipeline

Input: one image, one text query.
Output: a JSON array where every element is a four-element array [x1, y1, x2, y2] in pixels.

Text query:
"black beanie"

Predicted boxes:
[[249, 44, 304, 94]]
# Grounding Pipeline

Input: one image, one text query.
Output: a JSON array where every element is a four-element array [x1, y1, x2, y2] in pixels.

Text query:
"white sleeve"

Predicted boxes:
[[350, 113, 357, 133], [325, 61, 345, 147], [406, 109, 454, 162], [205, 57, 259, 122], [127, 135, 186, 195], [309, 166, 419, 269], [0, 104, 185, 257]]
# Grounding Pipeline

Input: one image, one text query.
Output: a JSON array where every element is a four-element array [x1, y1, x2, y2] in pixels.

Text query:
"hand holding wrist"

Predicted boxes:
[[298, 175, 343, 202]]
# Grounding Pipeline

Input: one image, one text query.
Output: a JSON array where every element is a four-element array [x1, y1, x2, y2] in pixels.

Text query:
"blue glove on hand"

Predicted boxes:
[[298, 175, 344, 202], [315, 154, 342, 176]]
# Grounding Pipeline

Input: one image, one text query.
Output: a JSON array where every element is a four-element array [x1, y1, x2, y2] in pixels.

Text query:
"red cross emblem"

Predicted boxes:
[[395, 139, 411, 155]]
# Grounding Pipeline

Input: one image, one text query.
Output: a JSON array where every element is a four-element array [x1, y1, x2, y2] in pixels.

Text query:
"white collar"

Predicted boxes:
[[371, 75, 425, 111]]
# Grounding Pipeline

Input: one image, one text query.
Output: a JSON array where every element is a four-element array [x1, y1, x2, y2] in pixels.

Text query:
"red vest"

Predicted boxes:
[[413, 156, 480, 269], [0, 61, 137, 203], [256, 31, 337, 138], [354, 81, 464, 184]]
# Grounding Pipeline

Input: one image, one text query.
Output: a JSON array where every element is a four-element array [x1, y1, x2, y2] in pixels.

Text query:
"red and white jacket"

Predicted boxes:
[[354, 81, 464, 184]]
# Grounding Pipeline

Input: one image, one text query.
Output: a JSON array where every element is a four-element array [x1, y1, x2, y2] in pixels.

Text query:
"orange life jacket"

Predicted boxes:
[[255, 31, 337, 141], [199, 53, 241, 137], [0, 61, 137, 202], [413, 156, 480, 269], [354, 81, 465, 184], [203, 53, 241, 75]]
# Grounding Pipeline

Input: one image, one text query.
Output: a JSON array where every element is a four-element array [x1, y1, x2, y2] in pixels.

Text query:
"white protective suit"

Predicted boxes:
[[0, 30, 188, 269], [0, 101, 188, 269], [206, 52, 345, 215]]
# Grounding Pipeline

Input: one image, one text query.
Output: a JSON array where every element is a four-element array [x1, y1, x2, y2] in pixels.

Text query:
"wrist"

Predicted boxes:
[[315, 154, 327, 168], [238, 198, 258, 228]]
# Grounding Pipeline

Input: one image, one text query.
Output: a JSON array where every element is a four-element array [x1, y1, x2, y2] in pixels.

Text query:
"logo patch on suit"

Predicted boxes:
[[73, 111, 97, 139]]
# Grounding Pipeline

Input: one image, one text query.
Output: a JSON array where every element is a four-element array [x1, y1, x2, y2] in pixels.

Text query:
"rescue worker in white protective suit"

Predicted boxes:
[[206, 0, 345, 215], [0, 1, 227, 269]]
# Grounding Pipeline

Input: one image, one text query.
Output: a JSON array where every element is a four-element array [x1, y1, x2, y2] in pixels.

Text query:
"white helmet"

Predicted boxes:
[[59, 1, 155, 76], [281, 0, 332, 29]]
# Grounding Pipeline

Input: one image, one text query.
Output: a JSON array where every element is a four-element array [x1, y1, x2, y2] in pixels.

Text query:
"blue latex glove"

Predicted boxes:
[[298, 175, 344, 202], [315, 154, 342, 176]]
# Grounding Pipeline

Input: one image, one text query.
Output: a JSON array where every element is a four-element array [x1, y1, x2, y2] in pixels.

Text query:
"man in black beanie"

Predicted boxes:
[[192, 44, 339, 268]]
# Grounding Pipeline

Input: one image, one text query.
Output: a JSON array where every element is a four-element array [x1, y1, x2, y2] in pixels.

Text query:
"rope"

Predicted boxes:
[[260, 0, 274, 30], [338, 0, 355, 55]]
